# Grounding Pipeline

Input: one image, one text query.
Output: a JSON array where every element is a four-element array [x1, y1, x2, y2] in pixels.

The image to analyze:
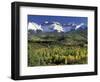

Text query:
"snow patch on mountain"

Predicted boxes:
[[75, 23, 84, 30]]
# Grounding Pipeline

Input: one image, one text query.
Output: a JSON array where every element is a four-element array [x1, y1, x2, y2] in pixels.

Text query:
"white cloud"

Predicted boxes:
[[44, 21, 48, 24]]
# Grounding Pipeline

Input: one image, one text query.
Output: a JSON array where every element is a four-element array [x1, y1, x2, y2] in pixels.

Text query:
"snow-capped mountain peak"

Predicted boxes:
[[75, 23, 84, 30], [50, 22, 64, 32], [28, 22, 43, 31]]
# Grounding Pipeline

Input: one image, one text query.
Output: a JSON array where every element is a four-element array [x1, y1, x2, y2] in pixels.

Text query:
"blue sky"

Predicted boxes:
[[28, 15, 88, 25]]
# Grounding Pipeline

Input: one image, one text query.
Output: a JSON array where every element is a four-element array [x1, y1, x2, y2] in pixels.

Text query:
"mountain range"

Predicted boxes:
[[28, 21, 87, 33]]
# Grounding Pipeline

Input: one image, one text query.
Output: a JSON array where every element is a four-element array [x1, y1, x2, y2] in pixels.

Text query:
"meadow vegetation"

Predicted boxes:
[[28, 30, 87, 66]]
